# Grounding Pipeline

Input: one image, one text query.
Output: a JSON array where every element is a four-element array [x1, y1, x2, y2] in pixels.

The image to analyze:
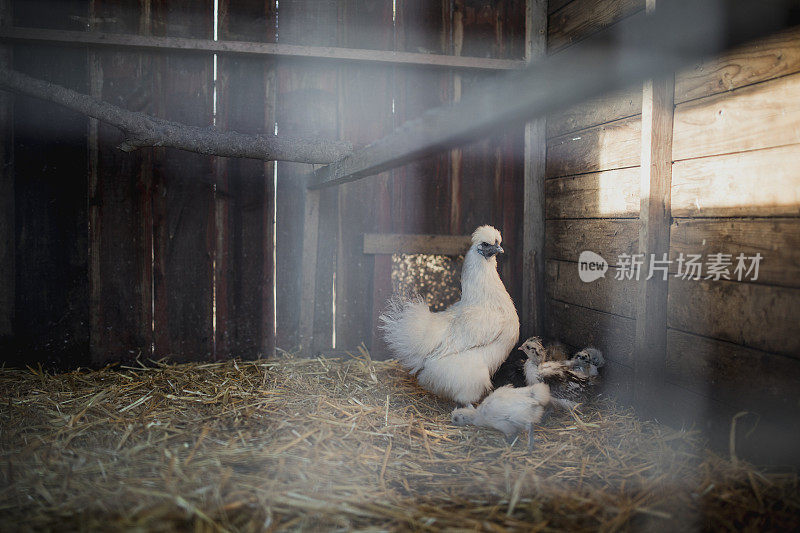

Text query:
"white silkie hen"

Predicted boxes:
[[451, 383, 550, 451], [379, 225, 520, 406]]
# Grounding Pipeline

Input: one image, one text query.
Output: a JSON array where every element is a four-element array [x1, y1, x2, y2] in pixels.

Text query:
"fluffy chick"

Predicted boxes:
[[521, 337, 596, 410], [451, 383, 550, 451], [491, 338, 570, 388], [380, 225, 520, 406], [568, 347, 605, 378]]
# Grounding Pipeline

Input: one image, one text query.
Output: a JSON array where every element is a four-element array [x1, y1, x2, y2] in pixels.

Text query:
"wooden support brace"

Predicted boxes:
[[634, 0, 675, 411]]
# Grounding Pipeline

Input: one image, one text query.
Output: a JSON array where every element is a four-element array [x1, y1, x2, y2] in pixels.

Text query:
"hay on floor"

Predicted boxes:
[[0, 349, 798, 531]]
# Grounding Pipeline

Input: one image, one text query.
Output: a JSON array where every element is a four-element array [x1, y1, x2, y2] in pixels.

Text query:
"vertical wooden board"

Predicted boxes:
[[150, 0, 214, 361], [522, 0, 547, 340], [88, 1, 154, 365], [0, 0, 12, 339], [633, 66, 674, 412], [276, 0, 339, 352], [10, 1, 90, 366], [336, 0, 394, 351], [217, 0, 277, 359]]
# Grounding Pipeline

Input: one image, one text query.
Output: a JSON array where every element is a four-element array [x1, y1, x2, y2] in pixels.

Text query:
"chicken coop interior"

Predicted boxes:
[[1, 0, 800, 530]]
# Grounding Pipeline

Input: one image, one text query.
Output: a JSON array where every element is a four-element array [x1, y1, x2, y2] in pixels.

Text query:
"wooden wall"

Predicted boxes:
[[544, 0, 645, 402], [544, 0, 800, 464], [0, 0, 525, 365], [2, 0, 277, 366]]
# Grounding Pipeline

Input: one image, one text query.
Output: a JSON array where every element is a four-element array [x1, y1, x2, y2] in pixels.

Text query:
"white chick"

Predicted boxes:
[[451, 383, 550, 451], [380, 225, 520, 406], [520, 336, 596, 410]]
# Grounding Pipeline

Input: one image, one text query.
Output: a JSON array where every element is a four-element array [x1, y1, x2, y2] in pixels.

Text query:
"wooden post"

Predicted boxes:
[[522, 0, 547, 339], [298, 187, 320, 351], [0, 0, 12, 339], [634, 0, 674, 411]]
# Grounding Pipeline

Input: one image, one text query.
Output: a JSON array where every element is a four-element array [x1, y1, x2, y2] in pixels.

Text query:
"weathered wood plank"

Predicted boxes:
[[545, 167, 640, 219], [548, 0, 644, 53], [88, 1, 154, 364], [546, 115, 641, 178], [669, 218, 800, 289], [151, 0, 214, 361], [671, 144, 800, 218], [546, 87, 641, 138], [545, 219, 639, 265], [363, 234, 471, 256], [546, 299, 635, 366], [0, 27, 526, 70], [676, 26, 800, 104], [546, 259, 636, 317], [668, 278, 800, 359], [666, 329, 800, 427], [11, 1, 90, 365], [673, 71, 800, 161], [634, 52, 674, 411], [523, 0, 548, 339]]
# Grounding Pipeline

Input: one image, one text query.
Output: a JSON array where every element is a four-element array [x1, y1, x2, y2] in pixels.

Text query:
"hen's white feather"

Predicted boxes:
[[380, 225, 519, 405]]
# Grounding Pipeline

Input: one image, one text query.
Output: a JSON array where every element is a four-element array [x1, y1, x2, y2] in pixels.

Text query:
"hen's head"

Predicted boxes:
[[518, 336, 547, 364], [471, 225, 503, 260]]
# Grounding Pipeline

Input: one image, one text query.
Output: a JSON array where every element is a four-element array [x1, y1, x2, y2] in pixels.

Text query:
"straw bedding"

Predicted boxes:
[[1, 349, 798, 532]]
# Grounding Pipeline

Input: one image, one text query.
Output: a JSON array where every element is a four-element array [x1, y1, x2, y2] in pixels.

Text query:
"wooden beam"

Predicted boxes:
[[308, 0, 794, 190], [522, 0, 547, 339], [363, 233, 471, 256], [633, 0, 675, 411], [0, 27, 525, 71], [0, 0, 12, 338]]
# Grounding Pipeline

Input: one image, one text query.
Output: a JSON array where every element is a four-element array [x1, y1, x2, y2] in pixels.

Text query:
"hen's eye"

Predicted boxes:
[[481, 241, 489, 247]]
